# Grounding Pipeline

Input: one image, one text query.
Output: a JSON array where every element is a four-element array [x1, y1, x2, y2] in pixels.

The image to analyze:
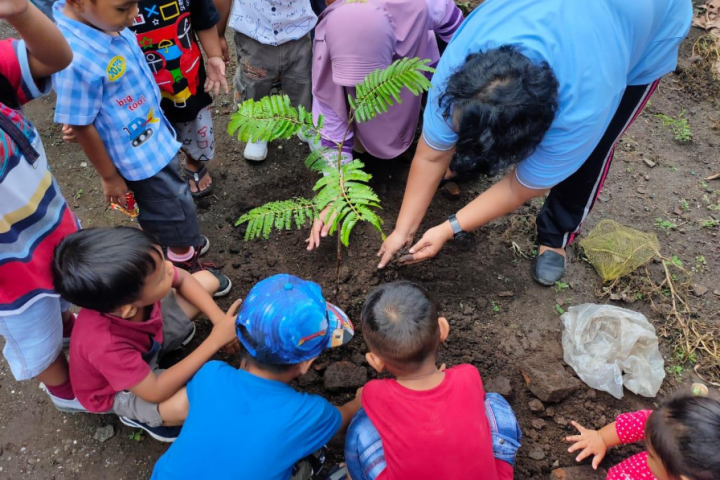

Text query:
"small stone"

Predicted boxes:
[[643, 158, 657, 168], [498, 291, 514, 298], [440, 181, 461, 200], [545, 407, 556, 418], [555, 416, 569, 426], [644, 175, 650, 181], [94, 425, 114, 443], [528, 446, 546, 461], [673, 207, 683, 216], [297, 369, 319, 387], [462, 303, 474, 315], [529, 399, 545, 413], [232, 263, 241, 269], [637, 186, 647, 194], [692, 284, 709, 296], [323, 361, 367, 391], [598, 194, 611, 203], [556, 297, 565, 307], [229, 248, 240, 255], [266, 257, 277, 268], [520, 353, 582, 402], [714, 289, 720, 297], [550, 466, 608, 480], [80, 162, 87, 168], [552, 460, 560, 469], [484, 376, 513, 397], [532, 418, 546, 430]]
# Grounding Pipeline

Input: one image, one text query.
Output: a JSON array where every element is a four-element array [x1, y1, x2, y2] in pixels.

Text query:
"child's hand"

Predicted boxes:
[[205, 57, 229, 97], [219, 37, 230, 64], [101, 175, 129, 206], [208, 299, 242, 349], [62, 124, 78, 143], [0, 0, 29, 19], [566, 421, 607, 469]]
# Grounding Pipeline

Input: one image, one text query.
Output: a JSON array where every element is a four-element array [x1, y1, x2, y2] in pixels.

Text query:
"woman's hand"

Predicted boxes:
[[566, 421, 608, 469], [376, 230, 415, 268], [397, 221, 453, 265], [306, 206, 336, 251]]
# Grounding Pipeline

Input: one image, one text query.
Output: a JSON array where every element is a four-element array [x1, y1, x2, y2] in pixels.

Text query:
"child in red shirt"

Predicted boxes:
[[52, 227, 240, 442], [566, 395, 720, 480], [344, 281, 521, 480]]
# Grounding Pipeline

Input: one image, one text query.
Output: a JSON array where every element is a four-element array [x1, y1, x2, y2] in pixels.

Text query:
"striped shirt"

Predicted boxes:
[[52, 1, 180, 181], [0, 39, 80, 315]]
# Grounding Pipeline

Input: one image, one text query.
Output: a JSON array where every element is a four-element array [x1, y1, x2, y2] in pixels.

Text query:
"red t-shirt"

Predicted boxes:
[[363, 364, 511, 480], [69, 302, 165, 412]]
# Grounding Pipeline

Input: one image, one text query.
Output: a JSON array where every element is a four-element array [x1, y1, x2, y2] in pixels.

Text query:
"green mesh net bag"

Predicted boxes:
[[579, 220, 660, 282]]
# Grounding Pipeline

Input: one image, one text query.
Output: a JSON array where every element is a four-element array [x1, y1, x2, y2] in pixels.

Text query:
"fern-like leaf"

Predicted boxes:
[[228, 95, 319, 143], [350, 57, 435, 123], [235, 198, 317, 241]]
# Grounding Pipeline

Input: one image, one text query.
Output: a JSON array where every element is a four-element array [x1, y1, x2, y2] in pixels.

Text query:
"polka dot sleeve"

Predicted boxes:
[[615, 410, 653, 444]]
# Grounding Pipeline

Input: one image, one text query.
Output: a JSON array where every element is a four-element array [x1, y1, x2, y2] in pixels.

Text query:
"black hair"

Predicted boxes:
[[646, 395, 720, 480], [52, 227, 163, 313], [240, 349, 295, 374], [361, 281, 440, 366], [440, 45, 559, 176]]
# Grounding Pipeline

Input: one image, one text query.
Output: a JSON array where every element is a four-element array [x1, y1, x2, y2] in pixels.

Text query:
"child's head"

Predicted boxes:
[[646, 395, 720, 480], [53, 227, 174, 316], [64, 0, 139, 34], [235, 274, 354, 378], [361, 281, 449, 375]]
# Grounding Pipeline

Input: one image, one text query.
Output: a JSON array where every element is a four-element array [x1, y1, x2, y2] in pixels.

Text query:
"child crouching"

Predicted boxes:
[[52, 227, 240, 442], [346, 281, 521, 480]]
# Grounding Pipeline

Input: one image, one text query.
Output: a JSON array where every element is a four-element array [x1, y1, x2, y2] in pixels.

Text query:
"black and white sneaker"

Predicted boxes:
[[198, 235, 210, 256], [209, 269, 232, 298], [119, 416, 181, 443]]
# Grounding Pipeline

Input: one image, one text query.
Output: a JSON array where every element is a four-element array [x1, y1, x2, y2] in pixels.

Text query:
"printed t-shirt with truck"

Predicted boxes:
[[130, 0, 219, 124], [52, 1, 181, 182]]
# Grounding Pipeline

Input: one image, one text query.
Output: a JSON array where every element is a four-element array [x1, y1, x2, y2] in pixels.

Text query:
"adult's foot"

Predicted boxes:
[[185, 156, 213, 196], [531, 245, 567, 286]]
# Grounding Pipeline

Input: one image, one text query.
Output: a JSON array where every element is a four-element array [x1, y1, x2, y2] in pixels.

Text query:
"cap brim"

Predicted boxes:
[[325, 302, 354, 348]]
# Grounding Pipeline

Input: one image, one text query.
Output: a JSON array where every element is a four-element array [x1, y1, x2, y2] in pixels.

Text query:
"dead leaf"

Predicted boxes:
[[707, 172, 720, 181]]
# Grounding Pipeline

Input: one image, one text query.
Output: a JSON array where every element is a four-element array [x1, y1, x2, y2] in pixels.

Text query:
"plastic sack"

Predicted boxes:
[[561, 304, 665, 399]]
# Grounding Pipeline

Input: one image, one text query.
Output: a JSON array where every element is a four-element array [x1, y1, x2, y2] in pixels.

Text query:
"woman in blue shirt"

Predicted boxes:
[[376, 0, 692, 285]]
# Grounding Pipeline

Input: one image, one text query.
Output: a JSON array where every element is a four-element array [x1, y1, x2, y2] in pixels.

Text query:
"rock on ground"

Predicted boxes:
[[94, 425, 115, 443], [520, 353, 582, 403], [484, 376, 513, 398], [550, 466, 608, 480], [323, 361, 367, 391]]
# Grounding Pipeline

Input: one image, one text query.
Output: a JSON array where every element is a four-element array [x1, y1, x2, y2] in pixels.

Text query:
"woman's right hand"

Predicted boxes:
[[377, 230, 414, 268]]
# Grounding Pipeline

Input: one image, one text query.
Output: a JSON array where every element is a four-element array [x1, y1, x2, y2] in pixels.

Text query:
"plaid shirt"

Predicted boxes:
[[52, 1, 180, 181]]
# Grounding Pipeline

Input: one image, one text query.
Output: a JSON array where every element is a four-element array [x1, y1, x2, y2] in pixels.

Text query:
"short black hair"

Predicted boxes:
[[646, 395, 720, 480], [361, 281, 440, 366], [240, 349, 294, 374], [52, 227, 162, 313], [440, 45, 559, 176]]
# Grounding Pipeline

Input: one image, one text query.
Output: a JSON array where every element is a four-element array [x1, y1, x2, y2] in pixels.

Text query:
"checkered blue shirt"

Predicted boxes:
[[52, 1, 180, 181]]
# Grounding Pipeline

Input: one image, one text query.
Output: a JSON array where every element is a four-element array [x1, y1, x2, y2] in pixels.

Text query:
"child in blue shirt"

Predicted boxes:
[[51, 0, 230, 285], [151, 274, 363, 480]]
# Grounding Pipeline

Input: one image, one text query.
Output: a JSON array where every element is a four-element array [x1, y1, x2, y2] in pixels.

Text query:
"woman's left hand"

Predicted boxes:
[[398, 221, 453, 265]]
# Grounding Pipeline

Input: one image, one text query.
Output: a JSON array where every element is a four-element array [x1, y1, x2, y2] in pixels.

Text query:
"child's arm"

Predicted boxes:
[[1, 0, 72, 79], [213, 0, 232, 62], [129, 299, 241, 404], [566, 420, 620, 469], [173, 268, 226, 325], [336, 387, 363, 431], [196, 27, 228, 96], [71, 124, 129, 207]]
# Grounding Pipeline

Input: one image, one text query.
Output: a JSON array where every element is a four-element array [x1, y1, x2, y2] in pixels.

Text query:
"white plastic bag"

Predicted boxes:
[[561, 304, 665, 399]]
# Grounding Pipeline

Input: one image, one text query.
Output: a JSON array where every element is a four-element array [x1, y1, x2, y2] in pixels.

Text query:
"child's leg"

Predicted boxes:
[[233, 32, 279, 104], [279, 34, 312, 111], [174, 106, 216, 196], [125, 156, 203, 258], [172, 270, 221, 320], [157, 387, 189, 426], [484, 392, 522, 480], [345, 408, 386, 480]]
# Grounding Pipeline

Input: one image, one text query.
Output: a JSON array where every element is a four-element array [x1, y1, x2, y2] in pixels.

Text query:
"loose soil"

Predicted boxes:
[[1, 3, 719, 479]]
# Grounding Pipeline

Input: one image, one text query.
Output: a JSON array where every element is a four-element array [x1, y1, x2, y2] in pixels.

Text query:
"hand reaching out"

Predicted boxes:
[[566, 421, 608, 469], [204, 56, 229, 97]]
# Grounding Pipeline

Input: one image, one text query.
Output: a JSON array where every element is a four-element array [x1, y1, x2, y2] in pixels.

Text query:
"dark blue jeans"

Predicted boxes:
[[345, 393, 522, 480]]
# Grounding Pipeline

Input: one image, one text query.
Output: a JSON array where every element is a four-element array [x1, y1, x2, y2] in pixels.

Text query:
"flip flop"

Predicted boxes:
[[185, 164, 213, 198]]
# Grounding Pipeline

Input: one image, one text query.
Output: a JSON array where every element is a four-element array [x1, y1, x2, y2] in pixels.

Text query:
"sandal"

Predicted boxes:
[[185, 164, 213, 198]]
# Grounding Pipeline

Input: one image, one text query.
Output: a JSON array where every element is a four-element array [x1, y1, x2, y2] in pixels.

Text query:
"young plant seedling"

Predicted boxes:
[[655, 110, 692, 143]]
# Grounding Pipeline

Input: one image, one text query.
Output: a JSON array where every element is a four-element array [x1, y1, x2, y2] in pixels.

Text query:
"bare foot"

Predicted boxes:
[[538, 245, 566, 258], [185, 155, 212, 194], [444, 168, 457, 181]]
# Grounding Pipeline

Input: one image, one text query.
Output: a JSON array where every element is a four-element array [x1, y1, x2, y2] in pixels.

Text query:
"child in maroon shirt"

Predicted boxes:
[[344, 281, 521, 480], [566, 395, 720, 480], [52, 227, 240, 442]]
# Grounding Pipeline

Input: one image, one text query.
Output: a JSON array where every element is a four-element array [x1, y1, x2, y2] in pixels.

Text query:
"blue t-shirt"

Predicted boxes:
[[151, 361, 342, 480], [423, 0, 692, 189]]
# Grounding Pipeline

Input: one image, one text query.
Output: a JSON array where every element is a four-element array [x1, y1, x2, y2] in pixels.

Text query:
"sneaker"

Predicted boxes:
[[39, 383, 88, 414], [198, 235, 210, 257], [244, 140, 268, 162], [118, 416, 181, 443], [209, 269, 232, 298], [297, 128, 320, 151], [531, 250, 566, 286]]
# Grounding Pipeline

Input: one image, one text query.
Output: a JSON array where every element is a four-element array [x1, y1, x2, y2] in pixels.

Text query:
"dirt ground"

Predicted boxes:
[[2, 4, 720, 480]]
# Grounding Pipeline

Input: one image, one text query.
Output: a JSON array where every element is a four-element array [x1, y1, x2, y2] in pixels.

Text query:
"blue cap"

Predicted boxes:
[[235, 274, 354, 364]]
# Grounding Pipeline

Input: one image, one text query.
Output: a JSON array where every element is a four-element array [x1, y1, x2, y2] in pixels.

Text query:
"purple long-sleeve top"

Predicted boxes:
[[312, 0, 463, 160]]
